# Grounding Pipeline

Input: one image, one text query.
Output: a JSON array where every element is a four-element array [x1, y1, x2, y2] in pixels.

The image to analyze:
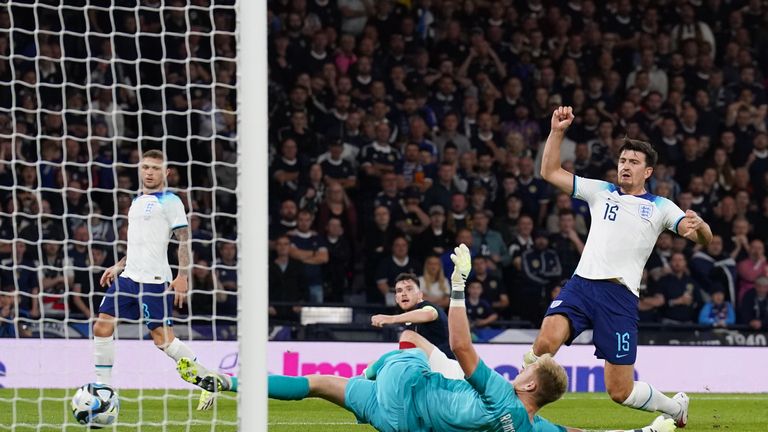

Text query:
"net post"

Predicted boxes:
[[237, 0, 268, 430]]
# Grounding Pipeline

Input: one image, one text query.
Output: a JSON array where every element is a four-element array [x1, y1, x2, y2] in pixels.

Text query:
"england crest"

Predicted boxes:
[[638, 203, 653, 220]]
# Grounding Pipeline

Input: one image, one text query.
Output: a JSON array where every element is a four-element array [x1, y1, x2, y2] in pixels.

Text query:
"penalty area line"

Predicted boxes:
[[268, 421, 362, 425]]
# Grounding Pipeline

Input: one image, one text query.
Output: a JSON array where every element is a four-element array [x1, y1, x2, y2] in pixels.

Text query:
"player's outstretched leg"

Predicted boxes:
[[606, 363, 687, 428]]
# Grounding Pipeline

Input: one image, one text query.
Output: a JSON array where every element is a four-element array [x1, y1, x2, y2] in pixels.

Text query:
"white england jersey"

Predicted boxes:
[[121, 191, 188, 284], [572, 176, 685, 296]]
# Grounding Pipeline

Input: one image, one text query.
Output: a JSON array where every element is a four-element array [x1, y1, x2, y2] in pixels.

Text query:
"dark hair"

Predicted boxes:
[[618, 137, 658, 168], [142, 149, 164, 161], [395, 272, 420, 287]]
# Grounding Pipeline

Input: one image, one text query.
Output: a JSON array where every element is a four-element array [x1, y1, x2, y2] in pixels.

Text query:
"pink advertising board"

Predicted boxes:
[[1, 340, 766, 392]]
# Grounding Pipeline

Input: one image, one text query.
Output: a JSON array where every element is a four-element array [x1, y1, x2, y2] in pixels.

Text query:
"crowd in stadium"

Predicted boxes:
[[267, 0, 768, 330], [0, 1, 238, 337]]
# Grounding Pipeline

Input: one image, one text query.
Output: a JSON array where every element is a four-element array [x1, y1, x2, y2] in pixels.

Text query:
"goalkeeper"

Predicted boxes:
[[180, 244, 675, 432]]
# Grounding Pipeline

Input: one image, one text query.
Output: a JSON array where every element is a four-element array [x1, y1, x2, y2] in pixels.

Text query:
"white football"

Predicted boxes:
[[71, 383, 120, 428]]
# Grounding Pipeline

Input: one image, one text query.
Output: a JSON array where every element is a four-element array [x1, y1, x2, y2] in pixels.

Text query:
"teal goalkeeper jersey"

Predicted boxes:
[[412, 360, 536, 432]]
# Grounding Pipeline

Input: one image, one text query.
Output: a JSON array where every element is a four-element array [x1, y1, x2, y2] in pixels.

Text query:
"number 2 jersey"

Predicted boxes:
[[572, 176, 686, 296]]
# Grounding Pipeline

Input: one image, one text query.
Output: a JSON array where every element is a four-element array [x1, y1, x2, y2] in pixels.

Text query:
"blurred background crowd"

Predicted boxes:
[[0, 1, 238, 337], [266, 0, 768, 331]]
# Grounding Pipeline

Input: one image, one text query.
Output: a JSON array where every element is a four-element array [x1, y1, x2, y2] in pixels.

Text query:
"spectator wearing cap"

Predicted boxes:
[[698, 286, 736, 328], [413, 205, 454, 263], [471, 209, 509, 271], [739, 276, 768, 331], [319, 140, 357, 190], [657, 253, 703, 324], [395, 187, 430, 236], [518, 229, 561, 326]]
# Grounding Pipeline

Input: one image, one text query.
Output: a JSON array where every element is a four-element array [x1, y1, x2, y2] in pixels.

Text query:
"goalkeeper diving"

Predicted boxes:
[[179, 244, 675, 432]]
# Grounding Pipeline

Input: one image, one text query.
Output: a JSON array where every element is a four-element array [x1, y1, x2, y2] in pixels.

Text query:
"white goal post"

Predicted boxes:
[[237, 0, 268, 430]]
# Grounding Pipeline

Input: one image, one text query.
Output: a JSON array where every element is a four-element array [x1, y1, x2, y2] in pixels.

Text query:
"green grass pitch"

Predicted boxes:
[[2, 390, 766, 431]]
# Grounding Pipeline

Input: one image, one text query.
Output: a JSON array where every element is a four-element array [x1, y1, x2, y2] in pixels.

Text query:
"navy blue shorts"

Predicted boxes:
[[98, 277, 173, 330], [545, 275, 639, 365]]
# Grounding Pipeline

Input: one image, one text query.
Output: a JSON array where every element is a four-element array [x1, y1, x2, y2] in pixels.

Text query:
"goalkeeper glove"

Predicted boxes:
[[449, 244, 472, 309]]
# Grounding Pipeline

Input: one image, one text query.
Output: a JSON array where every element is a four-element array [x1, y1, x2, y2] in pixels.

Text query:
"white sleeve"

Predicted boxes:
[[166, 194, 188, 229], [661, 198, 686, 235], [572, 176, 613, 204]]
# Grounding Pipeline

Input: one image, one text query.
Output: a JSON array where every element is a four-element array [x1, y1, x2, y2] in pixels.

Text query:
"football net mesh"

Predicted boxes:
[[0, 1, 238, 430]]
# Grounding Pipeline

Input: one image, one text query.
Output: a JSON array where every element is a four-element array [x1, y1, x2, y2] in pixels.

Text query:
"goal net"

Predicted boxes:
[[0, 1, 241, 430]]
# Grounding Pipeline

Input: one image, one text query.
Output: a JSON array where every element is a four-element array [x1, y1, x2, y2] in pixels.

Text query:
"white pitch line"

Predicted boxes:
[[563, 394, 768, 400]]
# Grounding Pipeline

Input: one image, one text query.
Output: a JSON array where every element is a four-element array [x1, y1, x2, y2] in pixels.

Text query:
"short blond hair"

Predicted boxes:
[[533, 354, 568, 407]]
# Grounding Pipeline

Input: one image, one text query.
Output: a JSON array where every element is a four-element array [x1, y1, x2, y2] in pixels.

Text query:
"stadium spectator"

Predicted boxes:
[[412, 205, 454, 263], [518, 230, 562, 326], [470, 209, 508, 270], [395, 187, 430, 236], [467, 255, 508, 318], [647, 232, 674, 285], [548, 210, 586, 279], [315, 181, 358, 240], [288, 210, 329, 303], [739, 276, 768, 331], [323, 217, 353, 302], [188, 258, 223, 324], [417, 255, 450, 309], [737, 239, 768, 305], [0, 241, 39, 319], [375, 235, 421, 306], [465, 280, 498, 340], [657, 253, 703, 324], [298, 163, 326, 214], [269, 199, 299, 243], [690, 235, 737, 299], [214, 241, 238, 317], [269, 235, 304, 322], [698, 286, 736, 328]]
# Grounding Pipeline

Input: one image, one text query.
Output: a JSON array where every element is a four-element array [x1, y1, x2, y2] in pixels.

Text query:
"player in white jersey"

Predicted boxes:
[[92, 150, 215, 409], [523, 107, 713, 428]]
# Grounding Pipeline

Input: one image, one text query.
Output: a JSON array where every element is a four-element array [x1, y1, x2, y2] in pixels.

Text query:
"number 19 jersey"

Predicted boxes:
[[572, 176, 685, 296]]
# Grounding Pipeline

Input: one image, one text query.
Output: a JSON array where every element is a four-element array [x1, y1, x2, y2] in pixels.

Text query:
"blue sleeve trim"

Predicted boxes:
[[171, 224, 189, 230], [672, 215, 685, 235], [571, 175, 577, 198]]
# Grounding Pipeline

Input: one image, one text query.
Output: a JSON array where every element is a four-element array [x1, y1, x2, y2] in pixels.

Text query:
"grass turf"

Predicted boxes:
[[268, 393, 768, 432], [0, 389, 237, 431], [2, 390, 766, 431]]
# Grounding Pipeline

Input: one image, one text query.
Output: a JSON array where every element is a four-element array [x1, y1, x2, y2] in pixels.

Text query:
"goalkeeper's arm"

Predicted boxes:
[[447, 244, 479, 378]]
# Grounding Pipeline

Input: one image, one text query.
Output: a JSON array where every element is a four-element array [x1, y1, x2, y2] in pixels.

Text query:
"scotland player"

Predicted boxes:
[[93, 150, 214, 398], [528, 107, 713, 428], [191, 245, 676, 432]]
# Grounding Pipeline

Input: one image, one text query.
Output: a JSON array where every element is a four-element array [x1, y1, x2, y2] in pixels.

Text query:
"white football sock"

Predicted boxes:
[[94, 335, 115, 385], [162, 338, 210, 376], [622, 381, 681, 417]]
